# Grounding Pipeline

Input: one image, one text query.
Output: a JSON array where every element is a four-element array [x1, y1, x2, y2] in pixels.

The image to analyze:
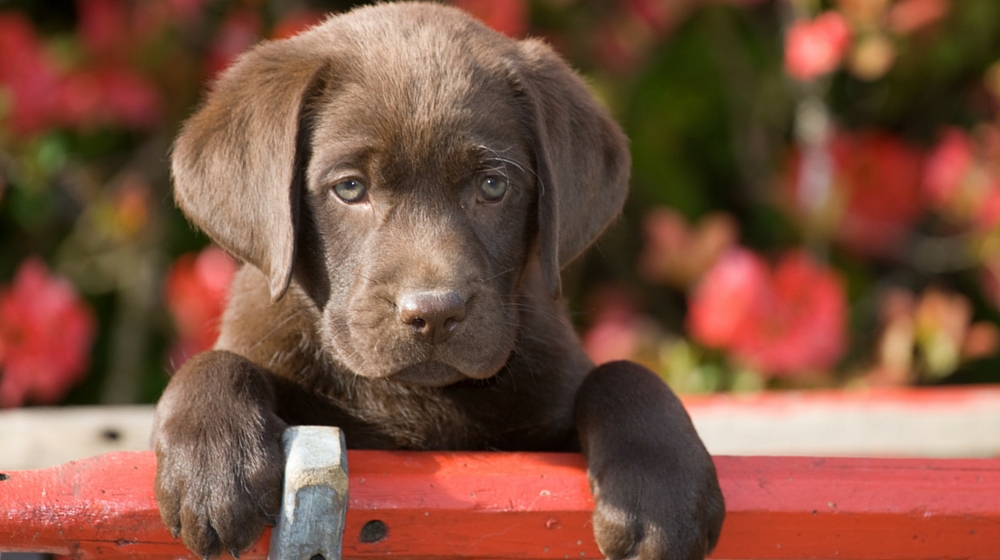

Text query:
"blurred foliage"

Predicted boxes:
[[2, 0, 1000, 407]]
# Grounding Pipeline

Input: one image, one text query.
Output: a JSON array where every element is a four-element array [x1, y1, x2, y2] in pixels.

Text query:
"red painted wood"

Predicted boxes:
[[1, 451, 999, 559]]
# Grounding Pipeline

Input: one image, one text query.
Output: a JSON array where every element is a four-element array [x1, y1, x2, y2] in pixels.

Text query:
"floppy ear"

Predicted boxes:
[[171, 32, 330, 301], [515, 39, 631, 299]]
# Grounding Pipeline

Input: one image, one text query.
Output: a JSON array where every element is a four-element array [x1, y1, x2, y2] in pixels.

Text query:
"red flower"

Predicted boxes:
[[784, 11, 851, 81], [0, 14, 62, 135], [76, 0, 131, 59], [165, 247, 238, 368], [924, 127, 974, 207], [688, 248, 846, 376], [837, 132, 924, 255], [78, 0, 209, 55], [0, 259, 96, 407], [784, 131, 925, 257], [453, 0, 527, 37], [92, 66, 163, 129], [0, 12, 163, 136], [56, 66, 163, 130], [687, 248, 768, 348]]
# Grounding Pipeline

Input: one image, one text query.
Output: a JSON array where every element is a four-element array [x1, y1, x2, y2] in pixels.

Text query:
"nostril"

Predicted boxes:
[[397, 290, 466, 343]]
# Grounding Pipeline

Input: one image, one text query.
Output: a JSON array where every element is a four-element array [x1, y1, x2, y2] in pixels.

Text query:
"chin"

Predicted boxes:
[[389, 361, 501, 388]]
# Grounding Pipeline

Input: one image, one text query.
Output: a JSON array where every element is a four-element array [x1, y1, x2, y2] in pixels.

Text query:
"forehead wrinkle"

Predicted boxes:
[[357, 22, 478, 134], [310, 47, 528, 188]]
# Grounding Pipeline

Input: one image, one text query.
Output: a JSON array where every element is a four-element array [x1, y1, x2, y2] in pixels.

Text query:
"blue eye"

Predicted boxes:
[[332, 179, 367, 203], [479, 176, 508, 201]]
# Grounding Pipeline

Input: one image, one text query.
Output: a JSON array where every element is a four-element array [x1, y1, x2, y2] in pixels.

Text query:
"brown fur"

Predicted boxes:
[[153, 4, 724, 559]]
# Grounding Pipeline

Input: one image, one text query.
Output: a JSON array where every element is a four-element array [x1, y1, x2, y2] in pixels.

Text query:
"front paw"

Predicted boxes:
[[153, 352, 287, 558], [575, 361, 725, 560], [588, 454, 724, 560]]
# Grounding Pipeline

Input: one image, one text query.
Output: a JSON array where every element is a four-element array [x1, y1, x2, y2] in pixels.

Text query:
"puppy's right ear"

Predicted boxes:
[[172, 33, 329, 301]]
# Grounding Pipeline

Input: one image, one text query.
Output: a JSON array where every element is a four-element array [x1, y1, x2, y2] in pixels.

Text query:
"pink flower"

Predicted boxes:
[[0, 259, 96, 407], [581, 286, 643, 365], [76, 0, 131, 59], [924, 127, 974, 207], [0, 14, 62, 135], [887, 0, 949, 35], [639, 208, 737, 289], [165, 247, 238, 368], [453, 0, 527, 37], [582, 317, 642, 366], [784, 11, 851, 81], [688, 248, 846, 376]]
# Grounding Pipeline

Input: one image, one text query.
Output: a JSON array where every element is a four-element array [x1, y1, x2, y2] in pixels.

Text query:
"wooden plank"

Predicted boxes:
[[686, 386, 1000, 458], [4, 387, 1000, 470], [0, 406, 154, 470], [1, 451, 999, 559]]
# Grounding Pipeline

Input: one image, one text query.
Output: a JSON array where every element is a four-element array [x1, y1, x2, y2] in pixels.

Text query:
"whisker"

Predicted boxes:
[[480, 267, 516, 284], [249, 310, 305, 352]]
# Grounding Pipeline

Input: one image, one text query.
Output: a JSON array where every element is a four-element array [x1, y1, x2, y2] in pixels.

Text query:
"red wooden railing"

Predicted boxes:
[[2, 450, 999, 559]]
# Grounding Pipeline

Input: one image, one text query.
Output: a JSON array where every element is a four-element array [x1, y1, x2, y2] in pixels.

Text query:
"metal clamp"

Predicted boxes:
[[268, 426, 349, 560]]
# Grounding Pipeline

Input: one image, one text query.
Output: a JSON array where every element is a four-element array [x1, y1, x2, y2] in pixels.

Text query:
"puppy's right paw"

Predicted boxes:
[[155, 414, 285, 558], [152, 351, 287, 558]]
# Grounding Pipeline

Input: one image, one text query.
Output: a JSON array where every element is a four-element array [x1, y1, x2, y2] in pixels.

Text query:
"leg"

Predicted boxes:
[[575, 361, 725, 560], [153, 350, 288, 558]]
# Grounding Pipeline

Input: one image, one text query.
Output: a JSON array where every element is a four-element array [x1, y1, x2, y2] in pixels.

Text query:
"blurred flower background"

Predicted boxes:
[[1, 0, 999, 408]]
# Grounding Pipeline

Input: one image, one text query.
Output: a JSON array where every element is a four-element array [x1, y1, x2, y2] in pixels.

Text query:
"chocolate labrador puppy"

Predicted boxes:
[[153, 3, 724, 559]]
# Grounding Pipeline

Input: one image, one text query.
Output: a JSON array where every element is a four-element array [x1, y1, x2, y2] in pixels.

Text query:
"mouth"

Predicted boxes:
[[389, 361, 470, 387], [331, 290, 518, 386]]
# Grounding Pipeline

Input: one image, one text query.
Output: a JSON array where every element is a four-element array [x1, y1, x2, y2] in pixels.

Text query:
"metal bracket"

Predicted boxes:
[[268, 426, 349, 560]]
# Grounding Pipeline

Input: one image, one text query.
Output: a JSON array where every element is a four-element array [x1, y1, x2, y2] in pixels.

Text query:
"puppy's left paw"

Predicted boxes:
[[575, 361, 725, 560], [588, 453, 724, 560]]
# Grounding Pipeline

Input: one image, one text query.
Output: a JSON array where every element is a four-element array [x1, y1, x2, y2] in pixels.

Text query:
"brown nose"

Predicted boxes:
[[397, 291, 466, 344]]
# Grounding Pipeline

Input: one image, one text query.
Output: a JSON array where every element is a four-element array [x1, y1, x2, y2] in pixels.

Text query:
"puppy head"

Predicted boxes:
[[172, 3, 629, 386]]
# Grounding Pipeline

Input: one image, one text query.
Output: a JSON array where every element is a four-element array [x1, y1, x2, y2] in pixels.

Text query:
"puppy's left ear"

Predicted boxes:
[[515, 39, 631, 299]]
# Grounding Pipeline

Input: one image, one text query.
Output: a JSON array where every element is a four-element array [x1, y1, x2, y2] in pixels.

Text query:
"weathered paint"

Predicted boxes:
[[1, 451, 998, 559]]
